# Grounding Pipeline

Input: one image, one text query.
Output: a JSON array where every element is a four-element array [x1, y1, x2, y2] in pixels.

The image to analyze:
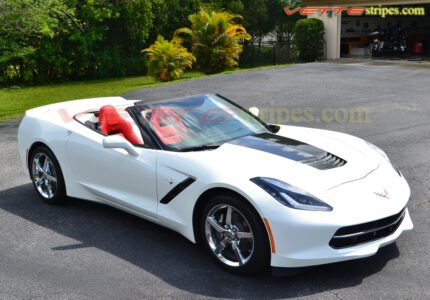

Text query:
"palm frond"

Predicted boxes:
[[185, 6, 252, 74]]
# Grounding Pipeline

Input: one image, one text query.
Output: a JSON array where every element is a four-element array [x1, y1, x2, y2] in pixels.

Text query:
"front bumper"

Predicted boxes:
[[269, 208, 413, 268], [261, 161, 413, 268]]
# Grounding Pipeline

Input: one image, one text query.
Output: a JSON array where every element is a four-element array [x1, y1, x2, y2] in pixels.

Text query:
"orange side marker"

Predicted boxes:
[[263, 218, 276, 253]]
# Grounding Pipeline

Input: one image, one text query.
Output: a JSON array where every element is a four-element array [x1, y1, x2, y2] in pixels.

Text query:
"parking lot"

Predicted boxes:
[[1, 62, 429, 299]]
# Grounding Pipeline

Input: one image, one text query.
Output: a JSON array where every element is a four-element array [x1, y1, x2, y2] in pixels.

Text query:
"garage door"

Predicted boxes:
[[339, 3, 430, 59]]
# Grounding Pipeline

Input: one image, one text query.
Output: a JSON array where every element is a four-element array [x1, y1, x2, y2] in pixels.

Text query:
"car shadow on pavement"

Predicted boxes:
[[0, 184, 400, 299]]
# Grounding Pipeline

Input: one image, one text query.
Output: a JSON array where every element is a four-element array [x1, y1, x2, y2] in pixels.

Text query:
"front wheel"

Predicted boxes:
[[200, 193, 270, 274]]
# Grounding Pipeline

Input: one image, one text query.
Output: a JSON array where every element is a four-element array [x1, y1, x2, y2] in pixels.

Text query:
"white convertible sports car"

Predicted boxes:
[[18, 94, 413, 274]]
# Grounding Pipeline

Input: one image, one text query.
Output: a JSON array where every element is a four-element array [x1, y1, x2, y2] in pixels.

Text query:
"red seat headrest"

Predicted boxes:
[[150, 107, 187, 145], [99, 105, 143, 145]]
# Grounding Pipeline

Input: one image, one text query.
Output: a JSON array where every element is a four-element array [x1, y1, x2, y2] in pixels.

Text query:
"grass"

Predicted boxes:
[[0, 64, 291, 123], [0, 71, 204, 123]]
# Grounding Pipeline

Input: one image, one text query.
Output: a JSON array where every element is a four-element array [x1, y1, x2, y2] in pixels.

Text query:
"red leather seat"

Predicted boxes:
[[99, 105, 143, 145], [150, 107, 187, 145], [155, 125, 182, 145]]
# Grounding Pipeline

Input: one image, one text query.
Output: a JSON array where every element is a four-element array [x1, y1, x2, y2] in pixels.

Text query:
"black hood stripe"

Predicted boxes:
[[228, 133, 346, 170]]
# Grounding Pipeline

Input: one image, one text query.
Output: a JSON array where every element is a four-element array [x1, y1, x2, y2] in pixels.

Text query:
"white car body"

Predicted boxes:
[[18, 96, 413, 269]]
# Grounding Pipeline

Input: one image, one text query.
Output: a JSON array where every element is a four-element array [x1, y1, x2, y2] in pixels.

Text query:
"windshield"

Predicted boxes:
[[130, 94, 268, 151]]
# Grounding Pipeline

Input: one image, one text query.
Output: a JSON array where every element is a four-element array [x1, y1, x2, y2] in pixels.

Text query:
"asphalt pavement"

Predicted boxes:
[[1, 62, 429, 299]]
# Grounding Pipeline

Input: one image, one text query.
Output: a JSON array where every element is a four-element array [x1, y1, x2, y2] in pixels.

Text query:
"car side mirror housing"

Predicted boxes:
[[249, 107, 260, 117], [102, 135, 139, 157]]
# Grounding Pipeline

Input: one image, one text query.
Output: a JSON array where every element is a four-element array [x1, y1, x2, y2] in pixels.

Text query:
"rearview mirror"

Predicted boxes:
[[249, 107, 260, 117], [102, 136, 139, 157]]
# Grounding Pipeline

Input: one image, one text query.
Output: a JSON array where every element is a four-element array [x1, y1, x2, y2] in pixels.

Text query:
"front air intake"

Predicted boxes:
[[329, 208, 406, 249]]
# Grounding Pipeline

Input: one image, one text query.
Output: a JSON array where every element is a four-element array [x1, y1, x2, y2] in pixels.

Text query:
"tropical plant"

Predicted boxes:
[[143, 35, 196, 82], [175, 6, 251, 74], [201, 0, 269, 45]]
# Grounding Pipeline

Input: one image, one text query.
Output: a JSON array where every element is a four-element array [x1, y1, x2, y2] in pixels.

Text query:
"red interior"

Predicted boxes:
[[150, 107, 187, 145], [99, 105, 143, 145]]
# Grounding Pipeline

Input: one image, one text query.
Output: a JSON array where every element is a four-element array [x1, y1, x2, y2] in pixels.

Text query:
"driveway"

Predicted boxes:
[[1, 63, 429, 299]]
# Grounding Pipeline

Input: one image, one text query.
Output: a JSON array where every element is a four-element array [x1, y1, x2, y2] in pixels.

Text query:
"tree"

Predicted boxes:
[[65, 0, 154, 79], [143, 35, 195, 82], [242, 0, 271, 46], [175, 6, 251, 74], [1, 0, 187, 84], [201, 0, 244, 13], [150, 0, 201, 40], [0, 0, 76, 83], [33, 0, 201, 83], [295, 18, 324, 62], [267, 0, 303, 61]]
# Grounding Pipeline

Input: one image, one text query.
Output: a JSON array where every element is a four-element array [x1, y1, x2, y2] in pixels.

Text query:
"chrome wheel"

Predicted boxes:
[[32, 153, 57, 199], [205, 204, 254, 267]]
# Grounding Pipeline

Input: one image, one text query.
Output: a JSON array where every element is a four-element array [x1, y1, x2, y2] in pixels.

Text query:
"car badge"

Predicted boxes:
[[374, 187, 390, 199]]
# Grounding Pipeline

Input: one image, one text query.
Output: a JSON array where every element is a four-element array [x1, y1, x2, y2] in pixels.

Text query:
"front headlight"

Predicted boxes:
[[250, 177, 333, 212]]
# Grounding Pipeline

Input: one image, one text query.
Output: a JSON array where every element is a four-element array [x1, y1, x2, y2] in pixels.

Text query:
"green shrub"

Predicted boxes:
[[143, 35, 196, 82], [294, 18, 324, 62], [175, 7, 252, 74]]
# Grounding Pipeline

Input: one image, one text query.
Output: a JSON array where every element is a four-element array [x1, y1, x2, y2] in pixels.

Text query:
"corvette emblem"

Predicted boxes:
[[374, 188, 390, 199]]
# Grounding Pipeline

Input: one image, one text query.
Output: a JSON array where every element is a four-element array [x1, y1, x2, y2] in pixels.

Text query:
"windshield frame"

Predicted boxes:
[[127, 93, 277, 152]]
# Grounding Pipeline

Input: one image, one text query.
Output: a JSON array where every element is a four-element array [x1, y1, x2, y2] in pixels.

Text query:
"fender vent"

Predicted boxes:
[[302, 152, 347, 170]]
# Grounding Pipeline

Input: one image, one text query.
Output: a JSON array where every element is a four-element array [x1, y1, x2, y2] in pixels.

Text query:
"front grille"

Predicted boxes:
[[329, 208, 406, 249], [303, 152, 347, 170]]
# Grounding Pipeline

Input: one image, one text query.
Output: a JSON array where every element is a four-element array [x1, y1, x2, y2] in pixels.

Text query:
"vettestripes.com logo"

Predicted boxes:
[[284, 6, 426, 18]]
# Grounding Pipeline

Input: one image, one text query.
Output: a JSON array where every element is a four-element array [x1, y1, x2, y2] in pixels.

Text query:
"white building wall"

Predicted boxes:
[[313, 13, 342, 60]]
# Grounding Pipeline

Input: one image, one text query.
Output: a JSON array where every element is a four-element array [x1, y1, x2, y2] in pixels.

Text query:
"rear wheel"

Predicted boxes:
[[29, 145, 66, 204], [200, 193, 270, 274]]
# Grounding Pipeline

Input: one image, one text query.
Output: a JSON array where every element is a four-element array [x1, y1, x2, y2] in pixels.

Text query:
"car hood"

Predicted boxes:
[[180, 125, 381, 194]]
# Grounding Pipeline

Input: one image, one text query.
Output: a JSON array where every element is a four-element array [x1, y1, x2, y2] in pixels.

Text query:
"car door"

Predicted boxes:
[[66, 126, 158, 220]]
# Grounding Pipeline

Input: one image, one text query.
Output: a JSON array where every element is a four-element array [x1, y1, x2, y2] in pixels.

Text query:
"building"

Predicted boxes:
[[302, 0, 430, 59]]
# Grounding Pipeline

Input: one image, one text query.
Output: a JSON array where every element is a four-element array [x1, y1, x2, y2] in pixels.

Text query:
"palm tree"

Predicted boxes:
[[143, 35, 196, 82], [175, 7, 251, 74]]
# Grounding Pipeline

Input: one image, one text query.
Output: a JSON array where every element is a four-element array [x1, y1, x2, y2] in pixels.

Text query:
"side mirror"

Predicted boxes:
[[249, 106, 260, 117], [102, 135, 139, 157]]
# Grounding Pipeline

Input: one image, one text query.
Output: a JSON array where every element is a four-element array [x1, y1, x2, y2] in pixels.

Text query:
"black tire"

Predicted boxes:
[[29, 145, 67, 205], [200, 193, 270, 275]]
